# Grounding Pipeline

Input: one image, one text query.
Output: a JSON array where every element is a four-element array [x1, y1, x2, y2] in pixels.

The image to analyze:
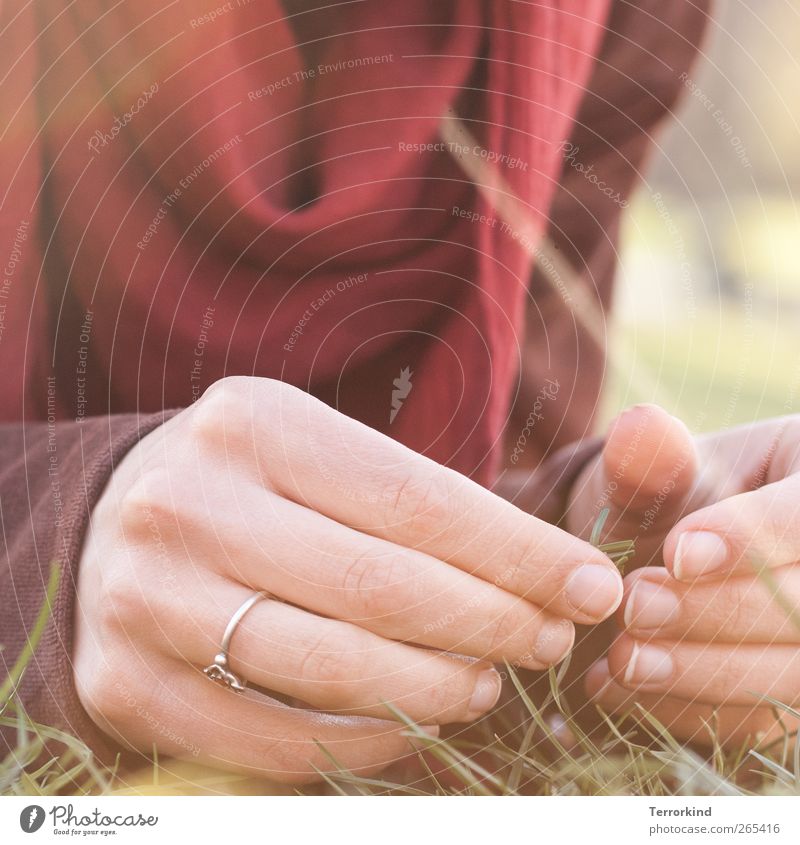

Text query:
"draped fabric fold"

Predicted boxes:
[[1, 0, 610, 483]]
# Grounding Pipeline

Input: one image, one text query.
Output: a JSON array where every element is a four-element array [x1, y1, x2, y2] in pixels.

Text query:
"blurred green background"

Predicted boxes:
[[605, 0, 800, 431]]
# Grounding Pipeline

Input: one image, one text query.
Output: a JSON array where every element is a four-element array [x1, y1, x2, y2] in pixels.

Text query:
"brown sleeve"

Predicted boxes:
[[507, 0, 712, 466], [0, 411, 180, 761], [493, 437, 603, 525]]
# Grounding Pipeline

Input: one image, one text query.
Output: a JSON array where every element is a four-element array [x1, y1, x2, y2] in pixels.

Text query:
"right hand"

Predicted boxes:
[[73, 377, 622, 783]]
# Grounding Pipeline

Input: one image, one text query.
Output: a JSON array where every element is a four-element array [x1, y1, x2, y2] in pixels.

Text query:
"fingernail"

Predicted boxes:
[[673, 531, 728, 580], [623, 642, 674, 687], [467, 668, 502, 719], [624, 580, 681, 630], [565, 564, 623, 620], [531, 619, 574, 666]]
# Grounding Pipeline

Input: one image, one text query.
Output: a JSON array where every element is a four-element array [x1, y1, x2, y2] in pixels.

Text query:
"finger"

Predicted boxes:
[[664, 420, 800, 581], [104, 659, 431, 784], [161, 578, 504, 725], [620, 567, 800, 644], [567, 404, 697, 553], [196, 379, 622, 622], [586, 659, 794, 747], [131, 463, 578, 670], [259, 495, 578, 668], [607, 633, 800, 707]]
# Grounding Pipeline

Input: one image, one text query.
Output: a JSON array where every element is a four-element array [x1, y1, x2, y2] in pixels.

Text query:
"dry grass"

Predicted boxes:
[[3, 521, 799, 797]]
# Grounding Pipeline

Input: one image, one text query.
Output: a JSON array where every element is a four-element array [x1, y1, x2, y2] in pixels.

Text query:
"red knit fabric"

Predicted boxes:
[[3, 1, 608, 483]]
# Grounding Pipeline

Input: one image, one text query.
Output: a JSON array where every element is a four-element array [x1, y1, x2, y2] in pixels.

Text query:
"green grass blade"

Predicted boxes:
[[0, 566, 60, 710]]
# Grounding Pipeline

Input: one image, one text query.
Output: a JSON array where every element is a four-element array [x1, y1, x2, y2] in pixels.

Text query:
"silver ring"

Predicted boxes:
[[203, 591, 268, 691]]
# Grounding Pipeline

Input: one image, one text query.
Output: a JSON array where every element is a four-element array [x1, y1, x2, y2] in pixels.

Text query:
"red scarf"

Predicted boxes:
[[0, 1, 609, 483]]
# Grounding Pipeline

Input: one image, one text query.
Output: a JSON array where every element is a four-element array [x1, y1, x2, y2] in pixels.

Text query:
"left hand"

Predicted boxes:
[[567, 404, 800, 747]]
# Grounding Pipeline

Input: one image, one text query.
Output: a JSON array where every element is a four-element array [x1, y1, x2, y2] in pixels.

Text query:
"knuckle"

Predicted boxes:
[[97, 571, 147, 634], [341, 551, 414, 621], [191, 377, 314, 467], [705, 654, 741, 700], [422, 668, 471, 718], [497, 541, 529, 594], [247, 730, 327, 785], [191, 377, 251, 445], [118, 468, 176, 536], [485, 607, 525, 657], [240, 376, 311, 422], [79, 659, 144, 729], [383, 470, 455, 538], [711, 581, 750, 636], [297, 632, 356, 688], [201, 374, 251, 402], [261, 377, 311, 411]]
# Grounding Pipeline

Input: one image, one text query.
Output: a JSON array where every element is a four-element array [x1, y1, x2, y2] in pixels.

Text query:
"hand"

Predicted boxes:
[[73, 377, 622, 782], [568, 404, 800, 747]]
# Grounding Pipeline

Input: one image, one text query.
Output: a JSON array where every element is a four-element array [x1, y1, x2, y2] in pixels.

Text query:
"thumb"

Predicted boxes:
[[568, 404, 697, 548], [602, 403, 697, 516]]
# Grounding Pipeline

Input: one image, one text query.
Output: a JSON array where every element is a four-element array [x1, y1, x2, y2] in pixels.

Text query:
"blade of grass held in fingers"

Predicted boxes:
[[590, 507, 636, 574]]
